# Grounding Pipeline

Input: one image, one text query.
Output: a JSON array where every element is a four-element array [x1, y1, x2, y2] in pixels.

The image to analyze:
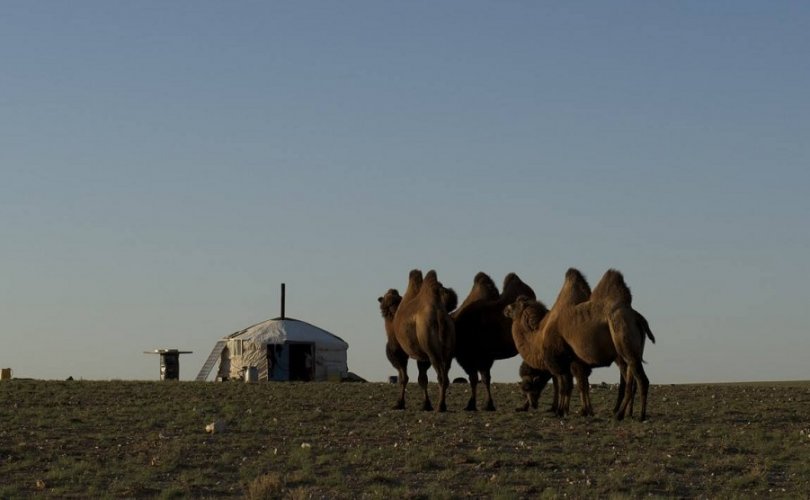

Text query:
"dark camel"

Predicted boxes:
[[453, 272, 535, 411]]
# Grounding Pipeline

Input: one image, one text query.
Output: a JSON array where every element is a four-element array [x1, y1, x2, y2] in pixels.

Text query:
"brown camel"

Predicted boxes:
[[513, 301, 655, 417], [453, 272, 535, 411], [507, 269, 655, 420], [536, 268, 652, 417], [513, 268, 590, 413], [378, 269, 456, 412]]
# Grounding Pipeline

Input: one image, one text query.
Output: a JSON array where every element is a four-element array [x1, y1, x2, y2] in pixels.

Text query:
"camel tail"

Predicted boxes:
[[635, 311, 655, 344], [591, 269, 632, 307]]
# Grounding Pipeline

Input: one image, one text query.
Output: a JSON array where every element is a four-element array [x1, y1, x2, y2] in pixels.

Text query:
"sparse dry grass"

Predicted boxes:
[[1, 379, 808, 498]]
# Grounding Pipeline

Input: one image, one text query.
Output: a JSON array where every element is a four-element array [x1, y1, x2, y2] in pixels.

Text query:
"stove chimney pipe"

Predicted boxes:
[[280, 283, 286, 319]]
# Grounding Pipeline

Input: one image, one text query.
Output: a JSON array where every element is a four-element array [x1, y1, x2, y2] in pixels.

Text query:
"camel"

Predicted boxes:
[[516, 361, 555, 412], [538, 268, 652, 417], [512, 299, 654, 417], [378, 269, 456, 412], [507, 269, 655, 420], [453, 272, 535, 411], [513, 268, 590, 413]]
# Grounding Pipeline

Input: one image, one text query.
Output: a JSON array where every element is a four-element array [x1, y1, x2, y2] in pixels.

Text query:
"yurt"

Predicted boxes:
[[196, 285, 349, 382]]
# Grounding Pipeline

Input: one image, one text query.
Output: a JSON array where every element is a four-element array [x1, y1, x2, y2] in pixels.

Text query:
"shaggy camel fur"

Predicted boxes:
[[379, 269, 456, 412], [508, 269, 655, 420], [453, 272, 535, 411]]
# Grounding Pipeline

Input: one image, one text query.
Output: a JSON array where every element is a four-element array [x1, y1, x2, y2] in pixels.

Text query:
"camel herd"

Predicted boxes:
[[378, 268, 655, 420]]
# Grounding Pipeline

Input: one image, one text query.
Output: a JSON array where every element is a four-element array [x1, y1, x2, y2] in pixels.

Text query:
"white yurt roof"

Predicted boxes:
[[227, 316, 348, 349]]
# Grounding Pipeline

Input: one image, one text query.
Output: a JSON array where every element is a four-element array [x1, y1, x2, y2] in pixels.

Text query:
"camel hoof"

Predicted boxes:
[[484, 401, 496, 412], [421, 402, 434, 412], [615, 411, 626, 421], [464, 401, 477, 411], [437, 403, 447, 413], [392, 401, 405, 410]]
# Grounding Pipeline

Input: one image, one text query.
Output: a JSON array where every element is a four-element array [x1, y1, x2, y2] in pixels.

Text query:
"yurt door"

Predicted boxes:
[[288, 342, 315, 382]]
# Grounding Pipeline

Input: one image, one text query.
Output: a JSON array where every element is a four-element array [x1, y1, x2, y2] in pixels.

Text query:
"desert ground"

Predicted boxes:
[[1, 379, 808, 498]]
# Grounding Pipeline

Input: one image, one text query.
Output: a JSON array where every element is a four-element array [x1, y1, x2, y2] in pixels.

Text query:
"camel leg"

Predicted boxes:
[[627, 375, 637, 417], [616, 365, 631, 420], [436, 364, 450, 413], [570, 362, 594, 417], [529, 384, 540, 410], [516, 376, 531, 412], [386, 343, 409, 410], [416, 360, 433, 411], [628, 362, 649, 421], [556, 373, 573, 417], [481, 368, 496, 411], [614, 360, 627, 415], [395, 366, 409, 410], [537, 374, 560, 414], [429, 354, 451, 413], [616, 363, 646, 420], [533, 371, 552, 411], [609, 309, 650, 421], [464, 369, 479, 411]]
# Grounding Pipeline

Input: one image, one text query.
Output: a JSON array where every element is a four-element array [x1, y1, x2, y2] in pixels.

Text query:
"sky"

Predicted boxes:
[[2, 1, 808, 385]]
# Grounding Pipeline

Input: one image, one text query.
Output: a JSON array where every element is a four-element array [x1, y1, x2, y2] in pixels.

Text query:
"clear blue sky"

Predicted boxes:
[[2, 2, 808, 384]]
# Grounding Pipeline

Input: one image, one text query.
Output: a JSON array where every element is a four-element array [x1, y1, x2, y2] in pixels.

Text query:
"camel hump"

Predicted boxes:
[[402, 269, 424, 301], [474, 271, 492, 284], [565, 268, 588, 286], [555, 268, 591, 306], [474, 272, 499, 294], [453, 272, 499, 319], [423, 269, 439, 285], [408, 269, 424, 286], [502, 273, 536, 301], [591, 269, 632, 306], [420, 270, 444, 301]]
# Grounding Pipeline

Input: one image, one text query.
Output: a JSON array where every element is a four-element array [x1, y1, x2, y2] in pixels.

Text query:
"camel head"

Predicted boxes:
[[440, 286, 458, 312], [378, 289, 402, 319], [504, 295, 548, 332]]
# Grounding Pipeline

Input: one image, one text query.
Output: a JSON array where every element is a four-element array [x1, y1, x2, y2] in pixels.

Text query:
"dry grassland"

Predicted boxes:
[[1, 379, 808, 498]]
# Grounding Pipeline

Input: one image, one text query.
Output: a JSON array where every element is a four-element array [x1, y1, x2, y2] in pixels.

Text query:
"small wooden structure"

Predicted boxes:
[[144, 349, 192, 380]]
